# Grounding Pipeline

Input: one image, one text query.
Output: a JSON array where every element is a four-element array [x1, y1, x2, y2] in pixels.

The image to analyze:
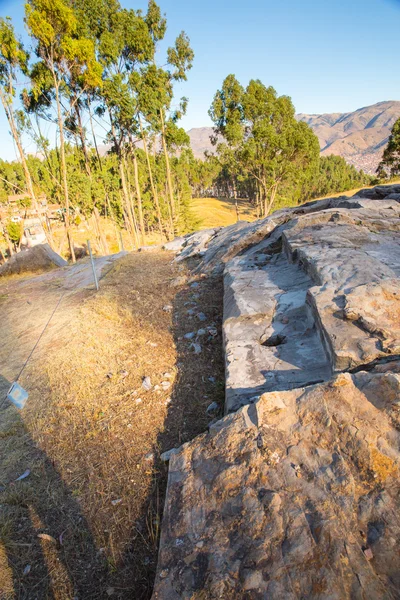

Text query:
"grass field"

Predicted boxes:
[[190, 196, 258, 229], [0, 252, 225, 599]]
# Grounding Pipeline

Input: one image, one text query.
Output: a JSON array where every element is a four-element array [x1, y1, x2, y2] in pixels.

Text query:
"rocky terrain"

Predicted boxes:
[[152, 184, 400, 599], [188, 100, 400, 173]]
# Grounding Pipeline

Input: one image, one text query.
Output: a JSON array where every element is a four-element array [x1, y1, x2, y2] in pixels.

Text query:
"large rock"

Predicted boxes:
[[153, 184, 400, 599], [174, 228, 221, 263], [153, 370, 400, 599], [163, 237, 187, 253], [0, 244, 67, 277]]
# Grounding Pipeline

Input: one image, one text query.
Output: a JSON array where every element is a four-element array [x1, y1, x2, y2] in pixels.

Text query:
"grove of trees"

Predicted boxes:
[[0, 0, 196, 259], [0, 6, 374, 259], [206, 75, 372, 216]]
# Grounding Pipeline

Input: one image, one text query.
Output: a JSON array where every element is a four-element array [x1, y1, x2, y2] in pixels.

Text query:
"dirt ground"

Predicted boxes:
[[0, 251, 224, 599]]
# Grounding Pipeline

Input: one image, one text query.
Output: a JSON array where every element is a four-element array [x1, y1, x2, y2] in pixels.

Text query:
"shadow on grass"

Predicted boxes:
[[0, 255, 225, 600], [0, 376, 110, 599]]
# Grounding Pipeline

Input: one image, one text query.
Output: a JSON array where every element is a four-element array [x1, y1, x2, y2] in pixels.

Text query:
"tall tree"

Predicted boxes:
[[25, 0, 102, 261], [0, 17, 54, 247], [209, 75, 320, 216], [377, 117, 400, 179]]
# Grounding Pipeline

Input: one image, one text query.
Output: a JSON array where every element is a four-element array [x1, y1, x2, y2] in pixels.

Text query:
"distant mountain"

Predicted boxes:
[[297, 101, 400, 174], [188, 101, 400, 174]]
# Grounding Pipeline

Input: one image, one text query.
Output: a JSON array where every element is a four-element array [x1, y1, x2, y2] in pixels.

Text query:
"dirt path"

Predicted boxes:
[[0, 252, 224, 599]]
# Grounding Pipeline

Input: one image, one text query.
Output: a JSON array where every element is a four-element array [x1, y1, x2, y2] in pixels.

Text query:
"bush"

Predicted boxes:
[[6, 221, 22, 244]]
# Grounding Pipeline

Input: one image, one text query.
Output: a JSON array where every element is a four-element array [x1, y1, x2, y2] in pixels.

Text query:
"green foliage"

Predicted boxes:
[[312, 155, 371, 198], [0, 17, 28, 84], [6, 220, 22, 243], [377, 117, 400, 179], [16, 196, 31, 209], [209, 75, 321, 215]]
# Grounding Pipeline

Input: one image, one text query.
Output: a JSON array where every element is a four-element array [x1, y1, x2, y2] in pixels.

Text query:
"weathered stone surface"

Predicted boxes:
[[163, 237, 187, 253], [153, 184, 400, 599], [353, 183, 400, 200], [224, 249, 331, 413], [0, 243, 67, 277], [153, 371, 400, 599], [175, 228, 221, 263]]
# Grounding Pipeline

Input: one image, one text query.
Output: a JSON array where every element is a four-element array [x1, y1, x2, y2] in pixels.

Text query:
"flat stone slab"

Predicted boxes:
[[153, 371, 400, 600], [224, 251, 331, 412]]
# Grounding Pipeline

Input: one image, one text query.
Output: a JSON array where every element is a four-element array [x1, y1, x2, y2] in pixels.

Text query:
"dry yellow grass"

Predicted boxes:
[[0, 252, 224, 599], [311, 178, 400, 201], [190, 197, 258, 229]]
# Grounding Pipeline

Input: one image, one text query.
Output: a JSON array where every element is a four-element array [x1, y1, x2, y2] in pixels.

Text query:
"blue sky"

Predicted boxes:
[[0, 0, 399, 160]]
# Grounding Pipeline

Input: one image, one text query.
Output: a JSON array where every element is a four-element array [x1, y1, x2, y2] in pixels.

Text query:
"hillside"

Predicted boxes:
[[188, 100, 400, 174]]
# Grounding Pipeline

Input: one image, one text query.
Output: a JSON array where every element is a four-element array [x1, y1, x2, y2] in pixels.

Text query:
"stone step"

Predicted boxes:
[[223, 241, 332, 413]]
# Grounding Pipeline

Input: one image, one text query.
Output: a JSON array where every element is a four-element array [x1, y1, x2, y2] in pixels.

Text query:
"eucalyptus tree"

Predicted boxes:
[[377, 117, 400, 179], [210, 75, 320, 216], [0, 17, 55, 246], [25, 0, 102, 261], [137, 31, 194, 228]]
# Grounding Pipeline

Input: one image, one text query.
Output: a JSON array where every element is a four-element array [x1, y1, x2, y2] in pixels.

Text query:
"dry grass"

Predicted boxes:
[[311, 178, 400, 201], [0, 252, 224, 599], [190, 197, 258, 229]]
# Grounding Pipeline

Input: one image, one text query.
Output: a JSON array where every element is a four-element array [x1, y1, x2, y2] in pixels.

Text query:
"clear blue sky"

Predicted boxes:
[[0, 0, 399, 160]]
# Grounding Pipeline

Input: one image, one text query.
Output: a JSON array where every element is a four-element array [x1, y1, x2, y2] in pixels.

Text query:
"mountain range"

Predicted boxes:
[[187, 100, 400, 174]]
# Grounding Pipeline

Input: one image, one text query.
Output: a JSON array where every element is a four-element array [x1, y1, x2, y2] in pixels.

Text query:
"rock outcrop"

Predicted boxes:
[[0, 243, 67, 277], [153, 185, 400, 599]]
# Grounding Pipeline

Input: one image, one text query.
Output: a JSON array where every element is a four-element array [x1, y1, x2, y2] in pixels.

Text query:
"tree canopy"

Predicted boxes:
[[0, 9, 373, 259], [209, 75, 321, 216], [377, 117, 400, 179]]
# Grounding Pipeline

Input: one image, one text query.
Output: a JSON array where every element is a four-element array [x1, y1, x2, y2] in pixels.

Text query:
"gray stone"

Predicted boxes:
[[0, 243, 67, 277], [190, 342, 202, 354], [160, 448, 179, 463], [163, 237, 187, 253], [174, 228, 221, 263], [153, 371, 400, 599], [206, 401, 219, 415], [142, 376, 152, 391], [153, 184, 400, 600]]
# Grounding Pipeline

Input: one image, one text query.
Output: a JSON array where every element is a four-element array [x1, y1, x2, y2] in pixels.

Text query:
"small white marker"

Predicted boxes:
[[7, 382, 28, 409]]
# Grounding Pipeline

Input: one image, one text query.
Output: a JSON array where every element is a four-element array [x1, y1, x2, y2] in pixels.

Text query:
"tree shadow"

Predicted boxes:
[[0, 373, 110, 599]]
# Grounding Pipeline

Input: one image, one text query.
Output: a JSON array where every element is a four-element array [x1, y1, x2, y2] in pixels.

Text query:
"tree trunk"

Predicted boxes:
[[131, 145, 145, 245], [53, 75, 76, 262], [93, 206, 109, 255], [139, 117, 163, 240], [159, 109, 175, 224], [232, 179, 240, 222], [164, 183, 174, 239], [119, 163, 139, 249], [88, 98, 102, 171], [75, 100, 91, 177], [265, 183, 279, 217], [0, 86, 55, 250], [123, 155, 141, 248]]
